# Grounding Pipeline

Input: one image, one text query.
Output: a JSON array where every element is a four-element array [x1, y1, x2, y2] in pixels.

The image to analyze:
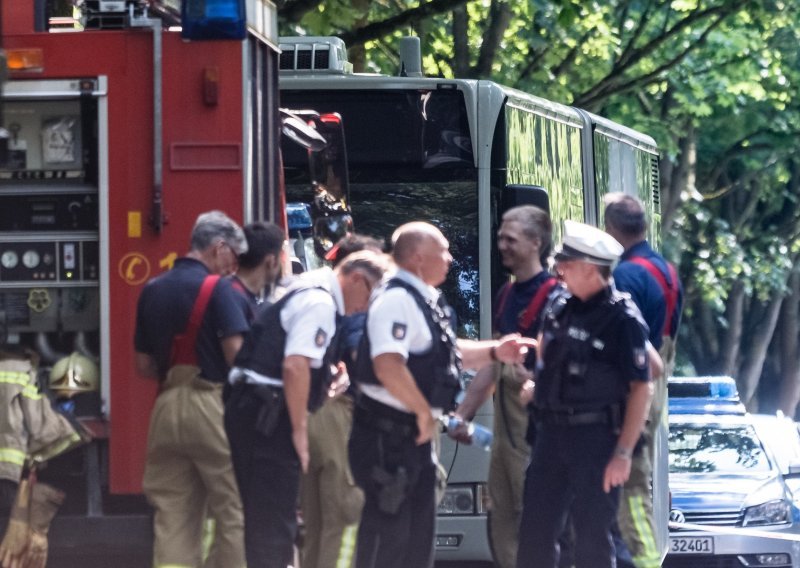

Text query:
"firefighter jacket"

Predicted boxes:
[[0, 355, 84, 483]]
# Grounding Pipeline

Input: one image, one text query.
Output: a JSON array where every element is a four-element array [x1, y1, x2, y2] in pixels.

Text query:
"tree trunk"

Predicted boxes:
[[778, 271, 800, 417], [720, 280, 744, 376], [737, 292, 785, 409], [452, 6, 470, 77], [474, 0, 512, 78]]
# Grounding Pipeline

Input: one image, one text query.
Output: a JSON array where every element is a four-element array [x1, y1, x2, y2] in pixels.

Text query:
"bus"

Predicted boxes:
[[278, 35, 667, 563]]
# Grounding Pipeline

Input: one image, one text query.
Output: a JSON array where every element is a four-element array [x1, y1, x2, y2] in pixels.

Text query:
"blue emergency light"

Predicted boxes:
[[181, 0, 246, 40]]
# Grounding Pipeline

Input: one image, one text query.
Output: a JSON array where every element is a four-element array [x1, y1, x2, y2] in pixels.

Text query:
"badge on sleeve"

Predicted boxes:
[[314, 328, 328, 347], [392, 322, 407, 340], [633, 348, 647, 369]]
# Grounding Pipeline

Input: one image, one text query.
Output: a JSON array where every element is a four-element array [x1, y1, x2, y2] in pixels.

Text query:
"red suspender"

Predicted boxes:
[[518, 277, 558, 332], [628, 257, 678, 336], [171, 275, 221, 365], [495, 276, 558, 335]]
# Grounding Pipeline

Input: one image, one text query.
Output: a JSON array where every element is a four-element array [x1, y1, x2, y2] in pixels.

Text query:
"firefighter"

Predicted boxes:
[[224, 250, 391, 568], [348, 222, 534, 568], [604, 193, 683, 568], [516, 220, 655, 568], [452, 205, 556, 568], [230, 221, 286, 322], [300, 233, 384, 568], [0, 348, 86, 568], [134, 210, 249, 568]]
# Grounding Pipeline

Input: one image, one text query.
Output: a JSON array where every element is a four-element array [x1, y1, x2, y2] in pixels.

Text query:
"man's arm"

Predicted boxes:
[[283, 354, 312, 473], [373, 353, 436, 445], [135, 352, 159, 380], [648, 341, 663, 379], [221, 334, 244, 367], [457, 335, 536, 370], [455, 364, 497, 421], [602, 379, 653, 493]]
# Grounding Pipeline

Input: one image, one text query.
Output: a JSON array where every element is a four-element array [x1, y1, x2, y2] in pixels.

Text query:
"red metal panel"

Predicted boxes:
[[3, 28, 247, 494]]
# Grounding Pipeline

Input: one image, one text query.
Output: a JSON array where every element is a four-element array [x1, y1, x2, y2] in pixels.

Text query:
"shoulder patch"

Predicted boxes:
[[314, 327, 328, 347], [392, 322, 407, 340], [633, 347, 647, 370]]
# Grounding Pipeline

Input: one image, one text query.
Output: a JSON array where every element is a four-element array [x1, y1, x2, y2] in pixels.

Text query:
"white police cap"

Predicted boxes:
[[554, 220, 623, 266]]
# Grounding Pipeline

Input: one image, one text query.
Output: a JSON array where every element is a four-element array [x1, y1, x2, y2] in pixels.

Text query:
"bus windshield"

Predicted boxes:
[[282, 89, 480, 337]]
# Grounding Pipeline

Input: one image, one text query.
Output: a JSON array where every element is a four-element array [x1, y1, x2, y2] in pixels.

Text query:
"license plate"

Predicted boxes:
[[669, 536, 714, 554]]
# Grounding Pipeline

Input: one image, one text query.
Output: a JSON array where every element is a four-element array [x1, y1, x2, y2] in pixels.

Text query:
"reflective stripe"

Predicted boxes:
[[202, 517, 215, 562], [628, 493, 660, 568], [335, 523, 358, 568], [0, 448, 26, 466], [0, 372, 41, 399]]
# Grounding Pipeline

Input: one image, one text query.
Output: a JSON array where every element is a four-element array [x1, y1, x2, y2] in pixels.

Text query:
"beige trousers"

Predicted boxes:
[[143, 366, 245, 568]]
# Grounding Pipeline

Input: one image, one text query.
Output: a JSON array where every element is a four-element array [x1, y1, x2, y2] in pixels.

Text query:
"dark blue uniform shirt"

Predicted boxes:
[[134, 258, 250, 382], [613, 241, 683, 349]]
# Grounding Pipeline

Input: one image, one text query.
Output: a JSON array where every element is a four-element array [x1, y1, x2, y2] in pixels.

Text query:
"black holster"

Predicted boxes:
[[371, 464, 410, 515], [252, 385, 285, 438]]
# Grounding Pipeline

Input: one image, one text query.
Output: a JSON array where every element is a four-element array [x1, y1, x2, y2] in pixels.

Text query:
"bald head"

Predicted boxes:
[[392, 222, 444, 264], [391, 222, 452, 286]]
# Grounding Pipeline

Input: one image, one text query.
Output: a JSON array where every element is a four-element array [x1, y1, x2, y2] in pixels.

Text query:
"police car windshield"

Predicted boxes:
[[669, 424, 771, 474]]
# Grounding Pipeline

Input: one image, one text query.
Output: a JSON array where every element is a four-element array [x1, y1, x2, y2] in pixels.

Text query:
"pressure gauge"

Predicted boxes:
[[1, 250, 18, 269], [22, 250, 40, 269]]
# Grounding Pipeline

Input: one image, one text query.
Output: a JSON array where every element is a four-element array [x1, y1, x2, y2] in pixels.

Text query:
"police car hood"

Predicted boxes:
[[670, 472, 783, 512]]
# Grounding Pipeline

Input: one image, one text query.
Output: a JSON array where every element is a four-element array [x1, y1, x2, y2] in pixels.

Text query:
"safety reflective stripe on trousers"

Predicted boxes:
[[628, 493, 661, 568], [0, 448, 26, 466], [336, 523, 358, 568]]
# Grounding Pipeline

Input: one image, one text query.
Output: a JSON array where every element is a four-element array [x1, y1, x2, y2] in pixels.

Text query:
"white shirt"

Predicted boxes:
[[361, 269, 440, 411], [280, 267, 343, 369]]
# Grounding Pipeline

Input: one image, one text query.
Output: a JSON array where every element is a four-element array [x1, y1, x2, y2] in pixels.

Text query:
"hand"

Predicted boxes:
[[328, 362, 350, 398], [519, 379, 535, 405], [0, 519, 30, 568], [415, 410, 437, 446], [446, 414, 472, 445], [21, 531, 47, 568], [494, 334, 537, 365], [291, 428, 310, 474], [603, 454, 632, 493]]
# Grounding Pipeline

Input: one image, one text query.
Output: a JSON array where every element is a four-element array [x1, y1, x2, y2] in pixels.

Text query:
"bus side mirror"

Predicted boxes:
[[0, 51, 8, 168], [280, 110, 327, 152], [502, 184, 549, 214]]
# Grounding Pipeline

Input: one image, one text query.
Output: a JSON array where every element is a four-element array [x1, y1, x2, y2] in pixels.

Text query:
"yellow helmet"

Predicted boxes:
[[49, 352, 99, 397]]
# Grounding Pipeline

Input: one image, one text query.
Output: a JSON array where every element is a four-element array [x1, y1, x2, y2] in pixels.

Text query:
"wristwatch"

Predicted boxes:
[[614, 445, 633, 460]]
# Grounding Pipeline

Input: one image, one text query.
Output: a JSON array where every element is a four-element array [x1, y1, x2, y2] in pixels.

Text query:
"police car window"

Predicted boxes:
[[669, 424, 770, 474]]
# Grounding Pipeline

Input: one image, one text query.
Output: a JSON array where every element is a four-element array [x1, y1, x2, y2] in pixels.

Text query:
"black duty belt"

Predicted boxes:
[[355, 393, 418, 439], [535, 408, 611, 426]]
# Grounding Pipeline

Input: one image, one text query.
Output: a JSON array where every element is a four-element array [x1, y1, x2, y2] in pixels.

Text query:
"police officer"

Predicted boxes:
[[224, 250, 391, 568], [516, 220, 654, 568], [349, 222, 534, 568], [453, 205, 556, 568], [134, 210, 248, 568], [604, 193, 683, 568], [301, 233, 384, 568]]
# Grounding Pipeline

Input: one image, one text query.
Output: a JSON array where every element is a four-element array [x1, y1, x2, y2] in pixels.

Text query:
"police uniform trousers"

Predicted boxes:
[[348, 397, 437, 568], [618, 336, 675, 568], [142, 365, 245, 568], [488, 365, 530, 568], [517, 422, 619, 568], [224, 382, 299, 568], [301, 394, 364, 568]]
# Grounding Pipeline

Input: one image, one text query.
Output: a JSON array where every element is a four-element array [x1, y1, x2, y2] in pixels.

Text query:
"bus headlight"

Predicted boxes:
[[437, 483, 488, 516]]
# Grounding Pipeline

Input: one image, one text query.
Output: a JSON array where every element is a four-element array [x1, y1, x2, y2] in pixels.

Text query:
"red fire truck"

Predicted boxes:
[[0, 0, 310, 558]]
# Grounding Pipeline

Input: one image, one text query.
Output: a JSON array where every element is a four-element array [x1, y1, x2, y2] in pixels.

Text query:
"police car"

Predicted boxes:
[[666, 377, 800, 568]]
